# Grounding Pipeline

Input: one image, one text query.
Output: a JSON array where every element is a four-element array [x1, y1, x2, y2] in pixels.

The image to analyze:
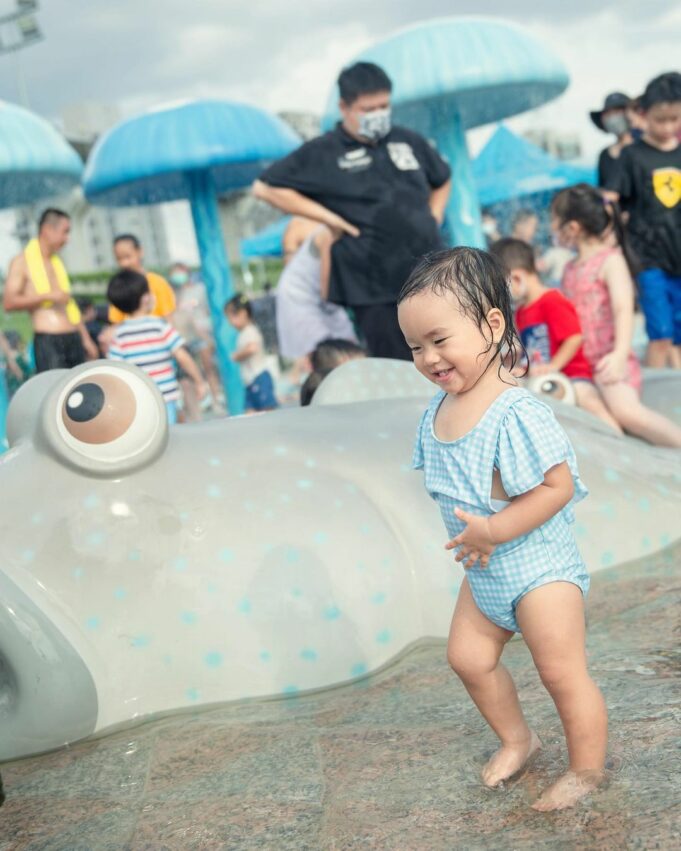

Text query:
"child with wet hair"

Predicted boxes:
[[398, 247, 607, 812]]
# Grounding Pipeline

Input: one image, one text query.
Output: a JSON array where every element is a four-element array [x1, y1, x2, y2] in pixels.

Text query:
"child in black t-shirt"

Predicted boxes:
[[607, 72, 681, 368]]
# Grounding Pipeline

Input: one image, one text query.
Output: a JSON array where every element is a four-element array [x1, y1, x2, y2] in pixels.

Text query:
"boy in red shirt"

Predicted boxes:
[[491, 238, 621, 431]]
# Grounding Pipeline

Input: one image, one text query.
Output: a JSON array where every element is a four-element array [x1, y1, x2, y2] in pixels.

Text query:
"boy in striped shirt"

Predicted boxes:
[[107, 270, 207, 424]]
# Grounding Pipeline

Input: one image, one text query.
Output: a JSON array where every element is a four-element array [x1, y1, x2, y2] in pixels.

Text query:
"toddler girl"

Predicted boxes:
[[553, 184, 681, 447], [398, 248, 607, 811]]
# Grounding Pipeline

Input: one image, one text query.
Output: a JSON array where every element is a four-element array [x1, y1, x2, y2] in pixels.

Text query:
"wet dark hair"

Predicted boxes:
[[338, 62, 392, 105], [225, 293, 252, 318], [107, 270, 149, 314], [300, 371, 326, 406], [551, 183, 639, 275], [397, 247, 525, 378], [640, 72, 681, 110], [113, 233, 141, 249], [38, 208, 69, 230], [310, 338, 366, 373], [490, 238, 537, 275]]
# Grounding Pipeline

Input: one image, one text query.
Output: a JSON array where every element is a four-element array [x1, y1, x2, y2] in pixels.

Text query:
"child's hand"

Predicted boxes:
[[445, 508, 497, 569], [595, 351, 626, 384]]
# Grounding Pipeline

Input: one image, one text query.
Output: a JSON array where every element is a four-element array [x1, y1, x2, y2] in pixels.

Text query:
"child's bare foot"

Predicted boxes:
[[532, 769, 604, 811], [482, 730, 542, 787]]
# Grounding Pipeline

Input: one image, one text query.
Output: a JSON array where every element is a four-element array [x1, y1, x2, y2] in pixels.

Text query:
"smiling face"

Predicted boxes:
[[398, 289, 505, 395]]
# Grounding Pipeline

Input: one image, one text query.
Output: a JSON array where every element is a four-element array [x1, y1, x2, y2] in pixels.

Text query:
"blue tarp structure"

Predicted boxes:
[[473, 125, 596, 206], [240, 217, 290, 259]]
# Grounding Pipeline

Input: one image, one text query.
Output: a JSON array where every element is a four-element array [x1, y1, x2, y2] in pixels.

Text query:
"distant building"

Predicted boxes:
[[523, 129, 582, 161]]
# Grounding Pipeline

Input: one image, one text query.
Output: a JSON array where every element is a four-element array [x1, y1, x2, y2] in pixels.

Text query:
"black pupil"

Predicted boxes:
[[66, 383, 105, 422]]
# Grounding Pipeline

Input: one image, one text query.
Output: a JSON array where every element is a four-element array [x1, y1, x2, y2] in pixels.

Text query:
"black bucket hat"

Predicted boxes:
[[590, 92, 630, 131]]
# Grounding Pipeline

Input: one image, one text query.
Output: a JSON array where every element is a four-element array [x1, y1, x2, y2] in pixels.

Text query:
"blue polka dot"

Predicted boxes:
[[282, 685, 299, 695], [172, 556, 188, 572], [206, 582, 218, 594], [641, 536, 651, 549], [73, 567, 84, 579], [604, 468, 620, 483], [600, 551, 615, 567], [376, 431, 390, 440], [285, 548, 300, 564], [163, 654, 173, 666], [237, 597, 251, 614], [218, 548, 234, 563], [638, 497, 651, 513], [356, 561, 367, 572], [351, 662, 368, 677], [371, 592, 387, 605], [186, 687, 200, 701], [400, 464, 411, 473], [127, 549, 141, 562], [242, 500, 255, 512], [131, 635, 151, 648], [260, 650, 272, 662], [83, 494, 100, 510], [274, 446, 288, 456], [305, 458, 317, 468], [21, 549, 35, 562], [300, 648, 318, 661], [208, 457, 221, 467], [86, 530, 106, 548], [334, 499, 344, 509], [323, 605, 341, 621], [655, 483, 670, 496], [179, 512, 190, 522], [333, 444, 346, 453], [31, 512, 44, 525], [345, 483, 358, 494], [599, 503, 616, 520], [238, 470, 248, 479], [180, 611, 198, 625], [313, 531, 328, 545], [204, 651, 223, 668], [376, 629, 392, 644], [114, 587, 127, 601], [279, 493, 292, 504], [297, 479, 313, 490], [660, 533, 671, 547], [381, 557, 391, 569], [207, 484, 222, 499], [359, 524, 371, 535], [291, 588, 303, 598], [85, 616, 100, 630], [574, 523, 587, 539]]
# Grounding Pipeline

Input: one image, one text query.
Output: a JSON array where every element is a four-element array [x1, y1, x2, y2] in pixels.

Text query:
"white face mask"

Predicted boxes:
[[358, 107, 392, 142], [602, 113, 629, 137]]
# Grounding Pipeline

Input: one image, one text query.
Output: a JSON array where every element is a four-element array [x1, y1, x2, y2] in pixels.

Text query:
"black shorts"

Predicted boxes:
[[353, 303, 411, 361], [34, 332, 85, 373]]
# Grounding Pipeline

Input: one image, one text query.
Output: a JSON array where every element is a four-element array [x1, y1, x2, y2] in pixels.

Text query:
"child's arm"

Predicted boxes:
[[231, 341, 260, 362], [445, 462, 575, 568], [174, 346, 208, 399], [595, 252, 634, 384], [531, 333, 583, 376], [314, 227, 334, 301]]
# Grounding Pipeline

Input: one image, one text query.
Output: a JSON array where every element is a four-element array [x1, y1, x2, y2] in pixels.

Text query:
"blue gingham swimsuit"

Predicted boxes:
[[413, 387, 590, 632]]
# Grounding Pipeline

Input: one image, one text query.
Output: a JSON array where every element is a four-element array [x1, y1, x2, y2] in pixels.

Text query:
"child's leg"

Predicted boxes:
[[448, 578, 541, 787], [598, 381, 681, 447], [573, 381, 623, 433], [516, 581, 607, 811]]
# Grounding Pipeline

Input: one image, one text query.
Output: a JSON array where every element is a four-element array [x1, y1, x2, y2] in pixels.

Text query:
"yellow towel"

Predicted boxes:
[[24, 238, 81, 326]]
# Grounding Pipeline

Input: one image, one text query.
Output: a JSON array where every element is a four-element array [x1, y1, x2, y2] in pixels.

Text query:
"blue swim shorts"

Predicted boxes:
[[637, 268, 681, 343], [245, 370, 278, 411]]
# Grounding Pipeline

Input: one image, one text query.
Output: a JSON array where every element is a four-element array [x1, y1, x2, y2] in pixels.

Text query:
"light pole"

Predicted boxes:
[[0, 1, 43, 108]]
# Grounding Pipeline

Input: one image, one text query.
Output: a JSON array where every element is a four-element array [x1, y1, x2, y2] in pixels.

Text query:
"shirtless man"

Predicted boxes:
[[3, 209, 97, 372]]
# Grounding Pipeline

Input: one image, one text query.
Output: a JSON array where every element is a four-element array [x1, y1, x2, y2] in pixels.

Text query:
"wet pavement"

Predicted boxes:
[[1, 543, 680, 850]]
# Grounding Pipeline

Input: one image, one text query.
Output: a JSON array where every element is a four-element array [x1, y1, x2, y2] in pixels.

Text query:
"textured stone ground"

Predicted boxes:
[[1, 543, 680, 850]]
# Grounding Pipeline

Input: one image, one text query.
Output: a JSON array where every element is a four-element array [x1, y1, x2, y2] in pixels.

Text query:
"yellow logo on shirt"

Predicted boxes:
[[653, 168, 681, 208]]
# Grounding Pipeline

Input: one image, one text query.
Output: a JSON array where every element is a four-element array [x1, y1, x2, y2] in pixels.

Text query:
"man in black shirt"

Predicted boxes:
[[607, 72, 681, 368], [253, 62, 452, 360]]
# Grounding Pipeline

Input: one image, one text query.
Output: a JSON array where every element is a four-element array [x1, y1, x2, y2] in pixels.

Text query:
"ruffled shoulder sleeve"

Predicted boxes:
[[495, 394, 588, 502], [411, 392, 444, 471]]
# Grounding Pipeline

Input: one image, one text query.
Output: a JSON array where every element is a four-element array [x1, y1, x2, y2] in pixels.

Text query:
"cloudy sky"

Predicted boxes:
[[0, 0, 679, 265]]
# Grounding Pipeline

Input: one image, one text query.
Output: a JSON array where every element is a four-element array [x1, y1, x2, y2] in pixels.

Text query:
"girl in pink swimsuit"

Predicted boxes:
[[552, 184, 681, 447]]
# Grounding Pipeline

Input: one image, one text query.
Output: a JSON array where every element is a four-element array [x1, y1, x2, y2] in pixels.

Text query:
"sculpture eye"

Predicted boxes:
[[43, 363, 167, 474]]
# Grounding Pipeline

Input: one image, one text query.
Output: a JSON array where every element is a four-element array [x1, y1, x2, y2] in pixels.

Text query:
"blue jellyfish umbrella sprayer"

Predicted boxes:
[[322, 17, 569, 248], [82, 100, 300, 415]]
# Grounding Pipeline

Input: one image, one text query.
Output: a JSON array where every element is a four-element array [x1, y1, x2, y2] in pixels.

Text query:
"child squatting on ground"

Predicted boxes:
[[397, 248, 608, 812]]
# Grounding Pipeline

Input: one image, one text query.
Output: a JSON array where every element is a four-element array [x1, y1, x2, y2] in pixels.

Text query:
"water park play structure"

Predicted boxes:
[[0, 358, 679, 761]]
